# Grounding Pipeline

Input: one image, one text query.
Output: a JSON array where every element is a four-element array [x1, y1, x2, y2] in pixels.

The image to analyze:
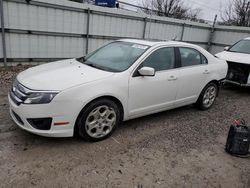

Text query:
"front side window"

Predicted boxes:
[[179, 47, 206, 67], [77, 42, 149, 72], [229, 40, 250, 54], [142, 47, 175, 71]]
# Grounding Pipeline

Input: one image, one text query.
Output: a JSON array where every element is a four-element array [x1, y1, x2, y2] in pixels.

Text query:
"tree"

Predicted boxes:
[[221, 0, 250, 27], [140, 0, 202, 21]]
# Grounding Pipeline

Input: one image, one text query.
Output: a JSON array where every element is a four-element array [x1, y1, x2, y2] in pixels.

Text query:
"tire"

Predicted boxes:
[[195, 82, 218, 110], [76, 99, 121, 142]]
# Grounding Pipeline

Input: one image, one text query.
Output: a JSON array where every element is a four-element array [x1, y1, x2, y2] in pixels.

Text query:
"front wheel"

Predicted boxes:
[[195, 82, 218, 110], [76, 99, 121, 142]]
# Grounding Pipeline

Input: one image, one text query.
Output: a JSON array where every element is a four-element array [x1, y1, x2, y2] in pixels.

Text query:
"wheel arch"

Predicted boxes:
[[74, 95, 125, 134], [195, 80, 220, 110], [92, 96, 125, 121], [200, 80, 220, 96], [207, 80, 220, 96]]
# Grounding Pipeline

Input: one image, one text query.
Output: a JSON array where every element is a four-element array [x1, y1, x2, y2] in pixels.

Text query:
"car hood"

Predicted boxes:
[[216, 51, 250, 65], [17, 59, 114, 91]]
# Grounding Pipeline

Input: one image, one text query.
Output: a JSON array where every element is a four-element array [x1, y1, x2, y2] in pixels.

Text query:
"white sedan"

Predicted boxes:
[[216, 37, 250, 86], [9, 39, 228, 142]]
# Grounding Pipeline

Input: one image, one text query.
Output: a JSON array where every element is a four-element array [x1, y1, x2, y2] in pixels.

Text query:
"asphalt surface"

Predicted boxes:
[[0, 66, 250, 188]]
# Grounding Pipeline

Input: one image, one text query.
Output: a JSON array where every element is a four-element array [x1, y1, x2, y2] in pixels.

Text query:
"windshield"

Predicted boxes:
[[229, 40, 250, 54], [76, 42, 149, 72]]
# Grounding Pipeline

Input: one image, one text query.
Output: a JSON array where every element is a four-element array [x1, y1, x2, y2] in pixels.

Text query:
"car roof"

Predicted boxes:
[[244, 37, 250, 40], [118, 39, 195, 47]]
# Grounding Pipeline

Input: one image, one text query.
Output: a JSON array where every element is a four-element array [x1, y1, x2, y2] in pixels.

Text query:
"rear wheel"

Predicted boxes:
[[76, 99, 121, 142], [196, 82, 218, 110]]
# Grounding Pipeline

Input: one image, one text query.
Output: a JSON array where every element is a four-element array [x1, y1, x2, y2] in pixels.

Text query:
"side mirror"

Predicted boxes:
[[224, 46, 229, 51], [138, 67, 155, 77]]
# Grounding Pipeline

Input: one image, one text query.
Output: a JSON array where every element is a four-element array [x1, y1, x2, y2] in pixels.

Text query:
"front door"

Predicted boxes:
[[128, 47, 179, 118]]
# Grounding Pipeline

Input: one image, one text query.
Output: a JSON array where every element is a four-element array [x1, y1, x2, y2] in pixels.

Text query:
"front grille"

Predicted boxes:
[[226, 61, 250, 84], [10, 80, 29, 105]]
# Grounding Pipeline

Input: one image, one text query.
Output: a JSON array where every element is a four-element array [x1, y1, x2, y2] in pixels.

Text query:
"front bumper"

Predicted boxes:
[[224, 72, 250, 87], [225, 61, 250, 87], [8, 94, 74, 137], [224, 80, 250, 87]]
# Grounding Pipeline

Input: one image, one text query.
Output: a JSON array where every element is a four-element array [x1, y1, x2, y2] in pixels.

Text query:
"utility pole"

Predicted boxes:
[[207, 14, 217, 52]]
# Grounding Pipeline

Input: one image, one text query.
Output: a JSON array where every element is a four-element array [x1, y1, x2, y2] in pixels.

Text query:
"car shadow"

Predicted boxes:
[[222, 84, 250, 94], [10, 104, 195, 147], [119, 104, 196, 130]]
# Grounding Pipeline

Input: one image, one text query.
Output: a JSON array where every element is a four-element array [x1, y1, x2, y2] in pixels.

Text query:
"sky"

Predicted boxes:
[[120, 0, 231, 21]]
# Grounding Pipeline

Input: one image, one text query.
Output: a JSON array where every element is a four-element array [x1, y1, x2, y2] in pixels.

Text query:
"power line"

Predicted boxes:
[[187, 0, 222, 12], [117, 1, 187, 16], [69, 0, 215, 22], [117, 1, 154, 12], [118, 1, 203, 18], [119, 0, 222, 14]]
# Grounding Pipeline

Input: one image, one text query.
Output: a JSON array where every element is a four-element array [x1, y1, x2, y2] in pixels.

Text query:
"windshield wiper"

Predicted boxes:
[[85, 62, 120, 72], [77, 57, 108, 71], [85, 63, 105, 70]]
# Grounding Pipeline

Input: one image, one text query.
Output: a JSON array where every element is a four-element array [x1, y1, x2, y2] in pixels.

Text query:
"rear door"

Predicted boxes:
[[175, 47, 211, 107]]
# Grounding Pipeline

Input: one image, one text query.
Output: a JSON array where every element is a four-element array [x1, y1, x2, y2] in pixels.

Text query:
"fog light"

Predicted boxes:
[[27, 118, 52, 130]]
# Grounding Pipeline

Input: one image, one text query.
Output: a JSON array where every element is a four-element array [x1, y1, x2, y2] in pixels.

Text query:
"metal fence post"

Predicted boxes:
[[85, 8, 90, 55], [0, 0, 7, 67], [180, 23, 185, 41], [143, 17, 147, 39], [207, 14, 217, 51]]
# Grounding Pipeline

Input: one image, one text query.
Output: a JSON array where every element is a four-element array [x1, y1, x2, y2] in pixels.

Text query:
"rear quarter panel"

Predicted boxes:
[[210, 58, 228, 81], [197, 45, 228, 81]]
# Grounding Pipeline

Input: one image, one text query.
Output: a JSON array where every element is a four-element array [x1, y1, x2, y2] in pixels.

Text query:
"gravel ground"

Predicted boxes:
[[0, 66, 249, 188]]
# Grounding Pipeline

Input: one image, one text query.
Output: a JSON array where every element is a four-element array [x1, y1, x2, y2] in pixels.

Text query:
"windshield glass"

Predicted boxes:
[[77, 42, 149, 72], [229, 40, 250, 54]]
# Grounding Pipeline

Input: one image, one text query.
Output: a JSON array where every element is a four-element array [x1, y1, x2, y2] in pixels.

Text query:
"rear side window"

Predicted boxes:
[[201, 54, 208, 64], [179, 47, 207, 67], [143, 47, 175, 71]]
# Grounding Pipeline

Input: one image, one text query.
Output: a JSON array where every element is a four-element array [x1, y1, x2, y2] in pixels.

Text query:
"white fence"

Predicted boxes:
[[0, 0, 250, 66]]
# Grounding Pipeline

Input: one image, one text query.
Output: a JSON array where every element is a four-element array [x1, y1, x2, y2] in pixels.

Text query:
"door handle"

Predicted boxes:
[[203, 70, 210, 74], [168, 76, 178, 81]]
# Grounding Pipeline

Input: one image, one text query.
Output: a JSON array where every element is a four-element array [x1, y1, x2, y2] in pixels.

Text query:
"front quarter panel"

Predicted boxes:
[[52, 72, 129, 124]]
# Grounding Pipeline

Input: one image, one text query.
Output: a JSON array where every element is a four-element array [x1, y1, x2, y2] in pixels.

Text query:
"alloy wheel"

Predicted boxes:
[[202, 85, 217, 108], [85, 105, 116, 138]]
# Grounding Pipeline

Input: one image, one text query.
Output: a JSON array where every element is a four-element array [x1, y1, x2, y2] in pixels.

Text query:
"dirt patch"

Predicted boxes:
[[0, 65, 31, 95], [0, 66, 249, 188]]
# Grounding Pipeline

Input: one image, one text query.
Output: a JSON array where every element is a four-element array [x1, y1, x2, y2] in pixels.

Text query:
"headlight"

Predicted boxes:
[[24, 92, 58, 104]]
